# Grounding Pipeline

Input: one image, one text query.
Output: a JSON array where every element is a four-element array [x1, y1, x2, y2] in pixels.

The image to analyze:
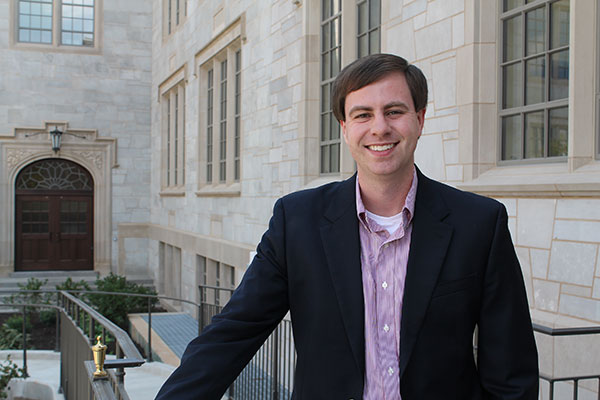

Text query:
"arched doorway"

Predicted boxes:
[[15, 159, 94, 271]]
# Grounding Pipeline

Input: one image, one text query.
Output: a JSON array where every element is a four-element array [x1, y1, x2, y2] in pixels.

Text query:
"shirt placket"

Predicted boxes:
[[375, 235, 400, 398]]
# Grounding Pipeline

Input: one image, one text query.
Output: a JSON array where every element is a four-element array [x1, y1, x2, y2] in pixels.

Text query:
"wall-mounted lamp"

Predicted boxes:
[[50, 126, 63, 152]]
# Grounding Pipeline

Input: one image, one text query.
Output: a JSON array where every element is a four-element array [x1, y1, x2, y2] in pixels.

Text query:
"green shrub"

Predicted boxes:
[[39, 309, 56, 326], [3, 278, 51, 317], [0, 355, 25, 399], [3, 316, 31, 334], [0, 325, 27, 350], [86, 273, 158, 330]]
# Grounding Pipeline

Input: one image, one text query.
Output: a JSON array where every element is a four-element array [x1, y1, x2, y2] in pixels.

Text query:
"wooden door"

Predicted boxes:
[[15, 159, 94, 271]]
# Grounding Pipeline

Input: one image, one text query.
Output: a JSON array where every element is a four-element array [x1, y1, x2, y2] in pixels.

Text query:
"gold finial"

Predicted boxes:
[[92, 335, 108, 379]]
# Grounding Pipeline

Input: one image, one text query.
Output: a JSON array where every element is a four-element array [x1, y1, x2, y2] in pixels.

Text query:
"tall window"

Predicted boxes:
[[500, 0, 569, 161], [357, 0, 380, 57], [201, 46, 242, 187], [219, 60, 228, 182], [206, 69, 214, 184], [319, 0, 381, 175], [162, 83, 185, 188], [320, 0, 342, 174], [164, 0, 185, 36], [17, 0, 96, 47]]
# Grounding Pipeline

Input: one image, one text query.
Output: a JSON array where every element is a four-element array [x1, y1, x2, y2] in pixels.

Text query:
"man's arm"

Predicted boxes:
[[155, 199, 290, 400], [477, 205, 539, 399]]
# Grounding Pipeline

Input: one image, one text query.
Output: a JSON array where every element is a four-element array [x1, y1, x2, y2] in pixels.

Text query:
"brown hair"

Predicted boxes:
[[331, 53, 428, 122]]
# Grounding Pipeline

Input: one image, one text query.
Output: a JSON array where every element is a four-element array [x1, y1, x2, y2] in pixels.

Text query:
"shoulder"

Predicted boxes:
[[417, 172, 505, 218], [277, 176, 355, 213]]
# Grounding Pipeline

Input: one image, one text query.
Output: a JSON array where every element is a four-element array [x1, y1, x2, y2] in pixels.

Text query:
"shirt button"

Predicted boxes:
[[383, 324, 389, 332], [388, 367, 394, 375], [382, 281, 388, 289]]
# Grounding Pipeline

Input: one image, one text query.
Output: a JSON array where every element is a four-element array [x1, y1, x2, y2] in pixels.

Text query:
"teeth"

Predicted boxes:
[[368, 144, 394, 151]]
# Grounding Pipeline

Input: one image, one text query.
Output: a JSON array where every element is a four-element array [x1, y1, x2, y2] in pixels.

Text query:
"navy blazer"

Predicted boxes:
[[156, 169, 538, 399]]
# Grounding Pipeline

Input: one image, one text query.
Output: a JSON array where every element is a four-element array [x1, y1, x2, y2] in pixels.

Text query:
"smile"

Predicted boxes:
[[367, 143, 395, 152]]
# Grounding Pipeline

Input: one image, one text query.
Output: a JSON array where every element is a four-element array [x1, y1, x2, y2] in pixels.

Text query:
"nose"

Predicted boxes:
[[370, 112, 390, 136]]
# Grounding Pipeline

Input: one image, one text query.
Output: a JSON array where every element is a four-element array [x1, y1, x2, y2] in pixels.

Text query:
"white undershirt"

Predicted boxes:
[[365, 210, 404, 235]]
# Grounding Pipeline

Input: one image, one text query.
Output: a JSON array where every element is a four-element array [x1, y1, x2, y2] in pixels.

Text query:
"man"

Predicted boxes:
[[156, 54, 538, 399]]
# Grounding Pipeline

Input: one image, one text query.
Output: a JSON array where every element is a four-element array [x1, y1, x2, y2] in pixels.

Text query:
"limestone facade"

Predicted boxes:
[[0, 0, 152, 275]]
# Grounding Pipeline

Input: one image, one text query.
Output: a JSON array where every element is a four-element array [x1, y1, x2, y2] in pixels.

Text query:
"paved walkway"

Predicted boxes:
[[0, 350, 175, 400]]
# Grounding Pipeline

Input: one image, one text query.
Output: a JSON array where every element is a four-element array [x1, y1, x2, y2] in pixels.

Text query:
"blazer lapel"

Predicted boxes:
[[399, 171, 453, 377], [319, 175, 365, 377]]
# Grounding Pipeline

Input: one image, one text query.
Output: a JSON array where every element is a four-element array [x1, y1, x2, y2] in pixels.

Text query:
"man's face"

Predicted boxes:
[[340, 72, 425, 184]]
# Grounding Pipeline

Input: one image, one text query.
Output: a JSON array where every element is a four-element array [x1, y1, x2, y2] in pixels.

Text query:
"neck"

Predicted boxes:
[[357, 167, 414, 217]]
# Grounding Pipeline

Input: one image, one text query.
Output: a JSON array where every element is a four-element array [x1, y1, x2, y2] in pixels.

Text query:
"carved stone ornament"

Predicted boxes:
[[6, 149, 37, 170], [76, 151, 103, 170]]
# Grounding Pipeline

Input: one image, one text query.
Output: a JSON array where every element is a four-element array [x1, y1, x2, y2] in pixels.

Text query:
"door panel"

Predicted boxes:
[[16, 194, 93, 271]]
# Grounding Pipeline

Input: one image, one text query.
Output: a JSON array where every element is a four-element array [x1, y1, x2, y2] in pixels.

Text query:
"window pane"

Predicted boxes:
[[83, 19, 93, 32], [331, 47, 341, 76], [63, 17, 72, 30], [550, 50, 568, 100], [321, 23, 330, 52], [524, 111, 544, 158], [20, 15, 30, 28], [31, 2, 40, 14], [503, 15, 522, 62], [31, 15, 41, 28], [503, 63, 522, 109], [525, 56, 545, 105], [62, 31, 72, 44], [504, 0, 523, 11], [322, 0, 330, 19], [42, 3, 52, 15], [63, 5, 72, 17], [330, 111, 339, 139], [369, 0, 380, 29], [31, 30, 41, 42], [549, 107, 568, 157], [551, 0, 569, 49], [73, 18, 82, 31], [42, 16, 51, 29], [331, 17, 340, 49], [73, 5, 83, 18], [358, 1, 367, 35], [369, 30, 380, 54], [330, 143, 340, 173], [321, 113, 330, 141], [20, 2, 30, 14], [321, 145, 330, 173], [502, 115, 522, 160], [41, 30, 51, 43], [332, 0, 340, 14], [19, 29, 29, 42], [358, 34, 368, 58], [526, 7, 545, 56], [321, 84, 330, 112]]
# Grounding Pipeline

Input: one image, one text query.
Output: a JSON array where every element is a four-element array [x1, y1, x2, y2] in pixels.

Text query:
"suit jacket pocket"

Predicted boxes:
[[431, 274, 478, 298]]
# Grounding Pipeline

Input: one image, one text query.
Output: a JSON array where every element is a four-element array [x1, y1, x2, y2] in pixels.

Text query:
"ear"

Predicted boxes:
[[416, 108, 426, 136], [340, 120, 348, 144]]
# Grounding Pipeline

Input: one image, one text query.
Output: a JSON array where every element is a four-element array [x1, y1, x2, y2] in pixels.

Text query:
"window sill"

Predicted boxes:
[[195, 182, 241, 197], [457, 161, 600, 197], [159, 188, 186, 197]]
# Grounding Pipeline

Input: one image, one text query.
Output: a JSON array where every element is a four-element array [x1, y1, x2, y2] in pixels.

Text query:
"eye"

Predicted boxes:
[[387, 109, 405, 117], [353, 112, 371, 120]]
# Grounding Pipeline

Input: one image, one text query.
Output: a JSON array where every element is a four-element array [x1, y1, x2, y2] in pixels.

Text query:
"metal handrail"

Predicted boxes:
[[533, 322, 600, 336]]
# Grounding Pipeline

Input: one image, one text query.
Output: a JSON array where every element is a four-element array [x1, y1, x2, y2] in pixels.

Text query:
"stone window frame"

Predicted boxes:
[[498, 0, 569, 164], [162, 0, 186, 38], [10, 0, 103, 52], [457, 1, 599, 198], [195, 16, 244, 197], [159, 65, 187, 196]]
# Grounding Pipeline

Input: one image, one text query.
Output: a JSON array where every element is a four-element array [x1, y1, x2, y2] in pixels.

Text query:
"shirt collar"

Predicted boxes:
[[355, 167, 418, 231]]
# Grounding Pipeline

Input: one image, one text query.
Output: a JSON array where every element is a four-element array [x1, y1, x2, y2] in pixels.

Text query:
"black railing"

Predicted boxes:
[[199, 284, 296, 400], [533, 323, 600, 400]]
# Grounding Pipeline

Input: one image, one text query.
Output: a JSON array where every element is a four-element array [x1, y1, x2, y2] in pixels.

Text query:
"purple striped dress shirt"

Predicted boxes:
[[356, 169, 418, 400]]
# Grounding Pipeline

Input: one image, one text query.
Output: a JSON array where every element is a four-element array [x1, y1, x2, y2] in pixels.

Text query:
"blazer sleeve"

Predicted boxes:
[[477, 205, 539, 399], [155, 199, 290, 400]]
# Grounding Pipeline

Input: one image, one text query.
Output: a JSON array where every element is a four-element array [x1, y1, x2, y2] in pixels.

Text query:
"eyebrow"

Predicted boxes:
[[347, 101, 411, 116]]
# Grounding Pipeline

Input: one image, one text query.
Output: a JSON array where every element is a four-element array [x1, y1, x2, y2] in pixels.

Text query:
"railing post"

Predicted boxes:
[[272, 327, 279, 400], [198, 286, 204, 334], [573, 379, 578, 399], [549, 381, 554, 400], [21, 306, 28, 378], [147, 296, 153, 362], [55, 295, 60, 352]]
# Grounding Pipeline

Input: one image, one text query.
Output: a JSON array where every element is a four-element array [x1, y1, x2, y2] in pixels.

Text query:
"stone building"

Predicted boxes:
[[1, 0, 599, 396]]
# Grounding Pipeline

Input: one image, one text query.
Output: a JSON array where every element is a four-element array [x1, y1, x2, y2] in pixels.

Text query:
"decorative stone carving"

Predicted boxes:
[[76, 151, 104, 170], [6, 149, 37, 170]]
